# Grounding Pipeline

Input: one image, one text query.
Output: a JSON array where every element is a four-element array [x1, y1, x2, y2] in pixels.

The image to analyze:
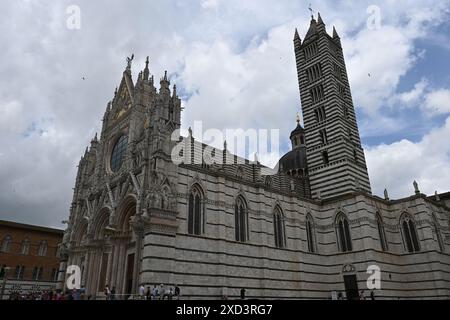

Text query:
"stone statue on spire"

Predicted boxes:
[[126, 54, 134, 70]]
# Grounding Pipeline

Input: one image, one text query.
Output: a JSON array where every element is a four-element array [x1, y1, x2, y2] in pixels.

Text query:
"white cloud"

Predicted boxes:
[[201, 0, 221, 10], [393, 78, 428, 107], [424, 89, 450, 115], [366, 116, 450, 198], [1, 0, 450, 227], [0, 100, 26, 134]]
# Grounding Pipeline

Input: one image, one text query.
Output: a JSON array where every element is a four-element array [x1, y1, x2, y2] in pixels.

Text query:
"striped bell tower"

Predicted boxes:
[[294, 13, 372, 199]]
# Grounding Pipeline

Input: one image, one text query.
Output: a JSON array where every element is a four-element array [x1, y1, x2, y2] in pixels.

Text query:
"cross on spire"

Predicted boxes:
[[308, 3, 315, 19]]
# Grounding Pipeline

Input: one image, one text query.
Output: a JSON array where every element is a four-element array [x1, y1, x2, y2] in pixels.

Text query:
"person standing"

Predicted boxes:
[[146, 286, 151, 300], [80, 285, 86, 300], [110, 287, 116, 300], [370, 290, 375, 300], [152, 285, 158, 300], [104, 285, 111, 300], [174, 285, 180, 300], [139, 285, 146, 300], [240, 288, 246, 300], [159, 284, 165, 300]]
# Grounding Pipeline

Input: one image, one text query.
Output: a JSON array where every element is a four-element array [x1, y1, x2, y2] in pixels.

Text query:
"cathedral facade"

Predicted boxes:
[[59, 14, 450, 300]]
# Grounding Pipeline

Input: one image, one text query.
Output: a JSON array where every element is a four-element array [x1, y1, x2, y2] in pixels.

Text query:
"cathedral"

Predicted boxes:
[[58, 14, 450, 300]]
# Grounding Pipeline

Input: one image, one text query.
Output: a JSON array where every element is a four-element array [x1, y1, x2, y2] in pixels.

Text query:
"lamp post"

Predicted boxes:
[[0, 267, 11, 300]]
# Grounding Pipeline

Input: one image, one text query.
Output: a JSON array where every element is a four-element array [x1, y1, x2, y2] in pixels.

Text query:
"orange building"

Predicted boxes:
[[0, 220, 63, 283]]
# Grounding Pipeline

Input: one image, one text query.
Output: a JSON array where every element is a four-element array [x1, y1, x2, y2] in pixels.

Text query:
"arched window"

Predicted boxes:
[[400, 214, 420, 253], [14, 266, 25, 280], [432, 216, 444, 252], [38, 240, 48, 256], [273, 207, 286, 248], [336, 213, 352, 252], [306, 215, 317, 253], [32, 266, 43, 281], [235, 196, 248, 242], [188, 185, 204, 235], [20, 238, 30, 255], [1, 235, 12, 253], [376, 213, 388, 251]]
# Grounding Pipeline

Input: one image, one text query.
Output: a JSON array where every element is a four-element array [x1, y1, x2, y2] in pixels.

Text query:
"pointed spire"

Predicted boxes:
[[316, 12, 326, 34], [160, 71, 170, 94], [333, 26, 340, 38], [294, 28, 301, 41], [172, 84, 177, 98], [144, 56, 150, 81], [91, 133, 98, 144], [304, 16, 318, 41], [317, 12, 324, 25]]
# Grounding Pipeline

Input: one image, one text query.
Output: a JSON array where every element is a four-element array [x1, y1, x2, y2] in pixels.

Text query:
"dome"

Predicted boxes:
[[279, 147, 308, 174], [290, 123, 304, 139]]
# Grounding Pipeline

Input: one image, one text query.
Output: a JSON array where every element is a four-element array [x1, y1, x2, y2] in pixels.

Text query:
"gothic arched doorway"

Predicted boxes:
[[110, 196, 137, 298]]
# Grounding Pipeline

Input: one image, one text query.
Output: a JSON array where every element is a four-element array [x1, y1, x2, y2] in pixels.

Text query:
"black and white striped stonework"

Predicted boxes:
[[294, 18, 372, 200]]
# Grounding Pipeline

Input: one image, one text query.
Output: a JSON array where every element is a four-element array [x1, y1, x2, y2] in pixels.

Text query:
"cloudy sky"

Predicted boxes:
[[1, 0, 449, 228]]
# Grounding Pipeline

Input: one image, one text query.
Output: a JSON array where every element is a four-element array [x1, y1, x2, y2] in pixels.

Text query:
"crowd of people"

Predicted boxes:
[[8, 286, 87, 300], [104, 283, 181, 300]]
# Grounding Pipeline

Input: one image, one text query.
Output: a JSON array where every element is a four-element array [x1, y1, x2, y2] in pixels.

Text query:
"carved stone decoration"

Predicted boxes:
[[342, 264, 356, 274]]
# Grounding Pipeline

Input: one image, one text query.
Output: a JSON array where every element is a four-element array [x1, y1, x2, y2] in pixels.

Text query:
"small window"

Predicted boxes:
[[343, 106, 349, 119], [306, 215, 317, 253], [32, 266, 43, 281], [432, 216, 444, 252], [20, 238, 30, 255], [1, 235, 12, 253], [376, 214, 388, 251], [319, 129, 328, 144], [401, 214, 420, 253], [14, 266, 25, 280], [38, 241, 48, 257], [51, 268, 59, 282], [187, 185, 204, 235], [235, 197, 249, 242], [315, 106, 326, 122], [336, 214, 352, 252], [322, 151, 329, 165]]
